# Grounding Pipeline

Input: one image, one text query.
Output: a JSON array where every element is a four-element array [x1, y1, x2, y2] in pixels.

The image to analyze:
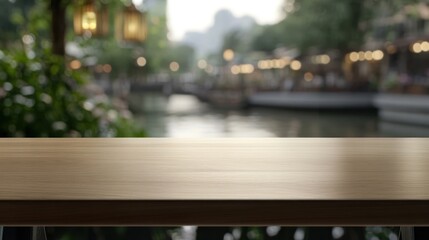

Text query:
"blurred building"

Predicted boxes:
[[363, 2, 429, 95], [182, 10, 256, 56], [369, 2, 429, 43]]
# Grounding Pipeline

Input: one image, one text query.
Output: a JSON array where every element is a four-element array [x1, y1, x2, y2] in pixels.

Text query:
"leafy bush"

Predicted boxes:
[[0, 49, 145, 137]]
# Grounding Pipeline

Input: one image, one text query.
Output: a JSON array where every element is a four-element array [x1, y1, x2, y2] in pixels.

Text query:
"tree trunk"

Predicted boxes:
[[50, 0, 67, 56]]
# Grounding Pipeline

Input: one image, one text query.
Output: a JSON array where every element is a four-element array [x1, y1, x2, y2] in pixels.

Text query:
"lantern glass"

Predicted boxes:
[[116, 5, 147, 43], [74, 1, 108, 37], [82, 11, 97, 30]]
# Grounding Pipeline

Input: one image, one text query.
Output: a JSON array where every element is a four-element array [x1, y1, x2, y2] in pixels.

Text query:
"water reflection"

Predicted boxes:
[[129, 93, 380, 137]]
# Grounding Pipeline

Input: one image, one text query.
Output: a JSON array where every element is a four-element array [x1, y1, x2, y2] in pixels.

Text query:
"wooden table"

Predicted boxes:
[[1, 138, 429, 225]]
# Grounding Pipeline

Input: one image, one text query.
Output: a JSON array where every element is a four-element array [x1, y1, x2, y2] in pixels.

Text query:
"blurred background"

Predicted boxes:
[[1, 226, 412, 240], [1, 0, 429, 137], [1, 0, 429, 239]]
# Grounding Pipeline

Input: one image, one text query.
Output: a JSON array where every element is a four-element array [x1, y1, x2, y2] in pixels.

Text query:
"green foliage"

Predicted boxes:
[[71, 1, 172, 77], [144, 14, 170, 74], [250, 0, 367, 53], [168, 44, 195, 72], [281, 0, 365, 51], [366, 227, 400, 240], [112, 117, 146, 137], [0, 0, 36, 46], [222, 29, 258, 57], [96, 40, 137, 78], [379, 0, 422, 13], [0, 49, 145, 137], [251, 23, 285, 53], [251, 0, 423, 53], [222, 31, 244, 52], [2, 0, 173, 78]]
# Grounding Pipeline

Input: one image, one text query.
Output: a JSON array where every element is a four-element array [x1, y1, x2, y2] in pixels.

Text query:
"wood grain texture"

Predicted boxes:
[[1, 138, 429, 225]]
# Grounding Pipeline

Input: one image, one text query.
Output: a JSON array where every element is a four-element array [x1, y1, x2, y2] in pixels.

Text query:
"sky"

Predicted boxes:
[[166, 0, 284, 41]]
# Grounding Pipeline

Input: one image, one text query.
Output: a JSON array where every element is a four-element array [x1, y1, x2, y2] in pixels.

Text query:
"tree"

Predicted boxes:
[[251, 23, 285, 53], [168, 43, 195, 72], [222, 30, 246, 53], [250, 0, 422, 55], [50, 0, 70, 56], [144, 12, 170, 74], [280, 0, 366, 52], [0, 0, 147, 137], [0, 0, 37, 46]]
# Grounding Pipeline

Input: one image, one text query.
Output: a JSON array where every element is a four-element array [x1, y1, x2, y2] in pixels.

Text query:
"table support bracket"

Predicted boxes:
[[401, 227, 414, 240]]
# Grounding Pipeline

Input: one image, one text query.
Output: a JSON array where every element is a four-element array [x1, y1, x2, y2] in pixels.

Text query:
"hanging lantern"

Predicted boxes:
[[116, 4, 147, 43], [74, 0, 109, 37]]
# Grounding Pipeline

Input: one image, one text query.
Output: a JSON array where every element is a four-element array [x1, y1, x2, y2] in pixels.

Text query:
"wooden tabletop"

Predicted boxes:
[[1, 138, 429, 225]]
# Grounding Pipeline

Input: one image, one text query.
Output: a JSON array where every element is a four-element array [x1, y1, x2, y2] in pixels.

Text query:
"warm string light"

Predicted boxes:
[[231, 64, 254, 75], [258, 58, 290, 70], [411, 41, 429, 53], [311, 54, 330, 65], [103, 64, 112, 73], [223, 49, 235, 61], [94, 64, 112, 73], [197, 59, 208, 69], [69, 60, 82, 70], [304, 72, 314, 82], [170, 62, 180, 72], [230, 60, 302, 75], [290, 60, 302, 71], [136, 57, 147, 67], [348, 50, 384, 62]]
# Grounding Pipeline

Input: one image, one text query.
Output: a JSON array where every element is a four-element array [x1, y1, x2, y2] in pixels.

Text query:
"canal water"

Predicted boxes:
[[129, 93, 429, 137]]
